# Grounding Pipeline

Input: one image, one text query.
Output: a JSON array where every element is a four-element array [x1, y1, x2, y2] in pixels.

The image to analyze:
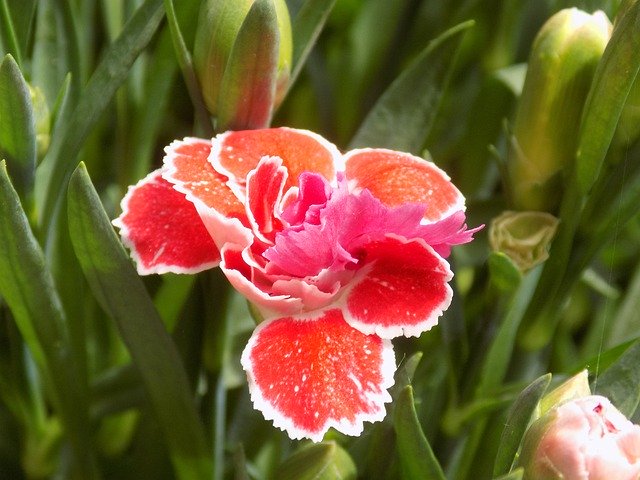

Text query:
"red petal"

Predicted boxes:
[[339, 235, 453, 338], [245, 156, 287, 243], [162, 137, 246, 219], [344, 149, 465, 222], [241, 309, 395, 441], [112, 170, 220, 274], [211, 128, 342, 189]]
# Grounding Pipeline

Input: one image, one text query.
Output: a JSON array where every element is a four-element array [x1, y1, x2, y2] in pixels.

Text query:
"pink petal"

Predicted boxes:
[[112, 169, 219, 275], [344, 148, 465, 223], [241, 309, 395, 441], [162, 137, 246, 220], [220, 244, 304, 316], [339, 235, 453, 338], [245, 156, 287, 243], [210, 128, 343, 190]]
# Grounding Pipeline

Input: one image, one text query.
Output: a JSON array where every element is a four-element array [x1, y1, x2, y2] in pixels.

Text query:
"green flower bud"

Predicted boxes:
[[508, 9, 612, 212], [276, 441, 357, 480], [489, 211, 559, 272], [193, 0, 292, 119], [28, 85, 50, 160]]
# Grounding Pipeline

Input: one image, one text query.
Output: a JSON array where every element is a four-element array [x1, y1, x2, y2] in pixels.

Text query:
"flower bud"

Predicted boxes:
[[489, 210, 559, 271], [519, 395, 640, 480], [193, 0, 292, 118], [508, 9, 612, 212], [28, 85, 50, 160]]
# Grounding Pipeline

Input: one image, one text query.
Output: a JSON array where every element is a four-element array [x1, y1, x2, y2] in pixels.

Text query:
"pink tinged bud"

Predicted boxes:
[[193, 0, 292, 122], [520, 395, 640, 480]]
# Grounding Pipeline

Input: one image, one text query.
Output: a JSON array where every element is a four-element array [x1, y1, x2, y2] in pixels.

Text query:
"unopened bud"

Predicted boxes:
[[193, 0, 292, 119], [508, 9, 612, 212]]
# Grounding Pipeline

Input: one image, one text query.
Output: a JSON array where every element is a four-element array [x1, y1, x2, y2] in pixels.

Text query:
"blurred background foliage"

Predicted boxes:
[[1, 0, 640, 479]]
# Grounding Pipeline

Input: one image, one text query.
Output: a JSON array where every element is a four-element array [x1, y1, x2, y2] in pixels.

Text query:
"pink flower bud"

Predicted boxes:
[[520, 395, 640, 480]]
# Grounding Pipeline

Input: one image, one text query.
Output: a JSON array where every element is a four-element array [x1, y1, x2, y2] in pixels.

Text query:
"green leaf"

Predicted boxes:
[[391, 352, 423, 397], [493, 374, 552, 477], [575, 2, 640, 195], [394, 385, 446, 480], [36, 0, 165, 237], [127, 27, 179, 183], [31, 0, 72, 106], [163, 0, 212, 136], [477, 267, 542, 397], [349, 20, 474, 152], [493, 468, 524, 480], [0, 0, 23, 64], [289, 0, 336, 88], [276, 441, 357, 480], [0, 54, 35, 207], [217, 0, 279, 130], [591, 339, 640, 417], [0, 160, 98, 479], [66, 163, 213, 480]]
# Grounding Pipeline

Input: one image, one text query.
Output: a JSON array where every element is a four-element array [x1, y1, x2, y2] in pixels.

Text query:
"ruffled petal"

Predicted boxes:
[[112, 169, 219, 275], [245, 156, 287, 243], [220, 244, 304, 316], [344, 148, 465, 223], [211, 127, 343, 189], [339, 235, 453, 338], [162, 137, 246, 220], [241, 309, 395, 442]]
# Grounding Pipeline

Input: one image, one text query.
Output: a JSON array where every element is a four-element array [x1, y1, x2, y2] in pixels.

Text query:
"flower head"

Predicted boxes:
[[520, 395, 640, 480], [113, 128, 478, 441]]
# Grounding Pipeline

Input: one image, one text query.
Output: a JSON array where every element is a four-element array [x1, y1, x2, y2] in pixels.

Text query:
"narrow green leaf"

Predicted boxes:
[[67, 163, 213, 480], [592, 339, 640, 417], [391, 351, 423, 398], [575, 2, 640, 194], [0, 160, 98, 479], [163, 0, 212, 136], [493, 468, 524, 480], [9, 0, 37, 53], [127, 27, 179, 183], [0, 54, 35, 206], [394, 385, 446, 480], [289, 0, 336, 87], [0, 0, 22, 64], [477, 267, 542, 397], [37, 0, 164, 237], [349, 21, 474, 152], [217, 0, 279, 130], [31, 0, 72, 106], [493, 374, 552, 477]]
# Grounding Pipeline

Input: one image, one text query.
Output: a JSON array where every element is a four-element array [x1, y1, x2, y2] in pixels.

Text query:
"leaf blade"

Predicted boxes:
[[0, 54, 35, 206], [36, 0, 164, 236], [575, 2, 640, 194], [493, 374, 552, 477], [67, 163, 213, 480], [394, 385, 446, 480], [349, 20, 474, 153]]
